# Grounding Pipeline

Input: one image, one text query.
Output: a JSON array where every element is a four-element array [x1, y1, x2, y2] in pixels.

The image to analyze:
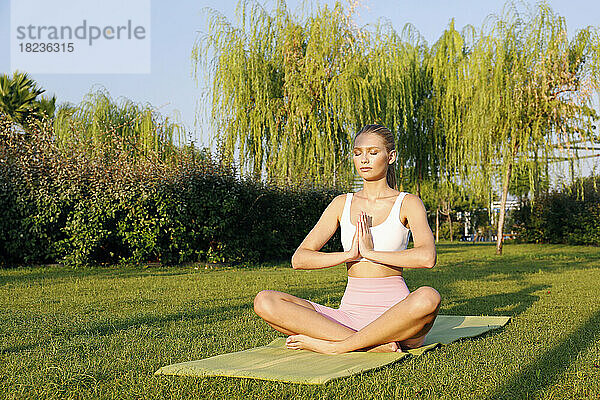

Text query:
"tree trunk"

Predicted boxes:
[[435, 206, 439, 243], [332, 151, 337, 187], [448, 212, 453, 242], [399, 159, 404, 192], [439, 203, 452, 242], [495, 160, 513, 255], [415, 160, 421, 198]]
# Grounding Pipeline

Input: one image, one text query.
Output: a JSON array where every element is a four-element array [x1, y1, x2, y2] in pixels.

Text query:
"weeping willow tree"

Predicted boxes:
[[453, 2, 600, 254], [420, 19, 477, 234], [195, 0, 448, 190], [54, 88, 185, 165], [197, 0, 600, 254], [194, 0, 372, 187], [362, 21, 437, 196]]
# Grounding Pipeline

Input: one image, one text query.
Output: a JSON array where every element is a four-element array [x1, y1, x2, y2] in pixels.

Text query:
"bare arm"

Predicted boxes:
[[361, 194, 436, 268], [291, 195, 354, 270]]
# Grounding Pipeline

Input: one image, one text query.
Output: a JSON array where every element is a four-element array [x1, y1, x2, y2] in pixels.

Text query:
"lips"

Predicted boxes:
[[360, 167, 372, 171]]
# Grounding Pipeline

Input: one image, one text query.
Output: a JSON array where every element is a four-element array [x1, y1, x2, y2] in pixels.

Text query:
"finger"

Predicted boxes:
[[362, 213, 366, 237], [359, 213, 363, 235], [362, 213, 367, 235]]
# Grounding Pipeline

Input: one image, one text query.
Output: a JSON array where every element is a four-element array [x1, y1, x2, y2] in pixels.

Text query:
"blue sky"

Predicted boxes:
[[1, 0, 599, 160]]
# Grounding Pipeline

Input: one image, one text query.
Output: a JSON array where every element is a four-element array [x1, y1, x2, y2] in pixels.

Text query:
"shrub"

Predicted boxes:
[[513, 177, 600, 245], [0, 115, 344, 267]]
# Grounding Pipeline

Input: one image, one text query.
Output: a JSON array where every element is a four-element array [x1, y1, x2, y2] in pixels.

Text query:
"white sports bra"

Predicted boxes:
[[340, 192, 411, 262]]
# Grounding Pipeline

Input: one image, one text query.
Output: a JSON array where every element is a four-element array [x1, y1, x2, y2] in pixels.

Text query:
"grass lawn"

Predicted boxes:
[[1, 243, 600, 399]]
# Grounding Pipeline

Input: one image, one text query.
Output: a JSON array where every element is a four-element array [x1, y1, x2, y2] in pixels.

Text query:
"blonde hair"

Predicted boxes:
[[353, 124, 397, 190]]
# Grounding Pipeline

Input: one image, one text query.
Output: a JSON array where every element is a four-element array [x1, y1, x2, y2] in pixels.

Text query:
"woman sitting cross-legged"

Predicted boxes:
[[253, 124, 441, 354]]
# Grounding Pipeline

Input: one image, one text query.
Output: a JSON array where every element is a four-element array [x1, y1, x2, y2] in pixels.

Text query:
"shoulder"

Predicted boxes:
[[330, 193, 348, 213], [322, 193, 348, 215], [401, 192, 421, 203], [399, 193, 428, 229], [313, 194, 347, 224], [400, 193, 426, 213]]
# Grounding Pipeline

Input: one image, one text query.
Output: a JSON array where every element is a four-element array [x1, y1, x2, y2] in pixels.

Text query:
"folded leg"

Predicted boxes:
[[253, 290, 358, 341], [253, 290, 401, 352], [286, 286, 441, 354]]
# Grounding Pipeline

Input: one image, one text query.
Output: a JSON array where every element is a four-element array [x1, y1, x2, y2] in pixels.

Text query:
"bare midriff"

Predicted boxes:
[[346, 260, 403, 278]]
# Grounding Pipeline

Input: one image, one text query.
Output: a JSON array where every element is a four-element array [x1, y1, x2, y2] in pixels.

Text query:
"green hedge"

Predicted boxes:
[[513, 177, 600, 245], [0, 119, 344, 267]]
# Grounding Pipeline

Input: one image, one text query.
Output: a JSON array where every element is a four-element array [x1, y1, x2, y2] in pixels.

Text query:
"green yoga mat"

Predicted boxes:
[[155, 315, 510, 385]]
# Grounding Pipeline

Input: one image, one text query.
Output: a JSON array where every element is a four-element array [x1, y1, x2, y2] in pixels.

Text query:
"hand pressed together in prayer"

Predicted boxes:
[[348, 211, 374, 261]]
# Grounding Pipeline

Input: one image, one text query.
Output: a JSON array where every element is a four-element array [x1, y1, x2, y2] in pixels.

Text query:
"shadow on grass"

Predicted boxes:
[[0, 343, 38, 354], [36, 285, 348, 342], [435, 242, 600, 264], [442, 284, 549, 316], [55, 302, 253, 338], [406, 244, 599, 319], [0, 266, 195, 286], [435, 242, 498, 254], [1, 302, 258, 354], [489, 309, 600, 399]]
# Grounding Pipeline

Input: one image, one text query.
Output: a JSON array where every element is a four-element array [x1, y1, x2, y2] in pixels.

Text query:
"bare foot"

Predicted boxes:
[[365, 341, 401, 353], [285, 335, 340, 354], [285, 336, 402, 354]]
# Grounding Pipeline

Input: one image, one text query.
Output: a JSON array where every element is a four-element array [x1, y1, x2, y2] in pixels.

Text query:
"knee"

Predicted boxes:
[[253, 290, 278, 317], [412, 286, 441, 315]]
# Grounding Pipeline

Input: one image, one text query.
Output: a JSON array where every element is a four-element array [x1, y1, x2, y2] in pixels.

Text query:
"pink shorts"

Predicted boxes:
[[306, 275, 426, 349]]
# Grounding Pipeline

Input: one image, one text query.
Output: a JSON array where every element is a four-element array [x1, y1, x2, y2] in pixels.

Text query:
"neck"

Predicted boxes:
[[360, 178, 392, 201]]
